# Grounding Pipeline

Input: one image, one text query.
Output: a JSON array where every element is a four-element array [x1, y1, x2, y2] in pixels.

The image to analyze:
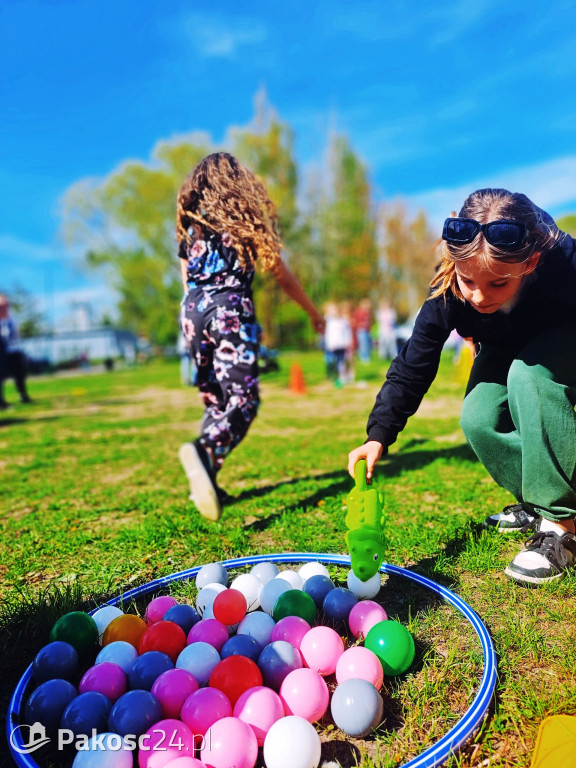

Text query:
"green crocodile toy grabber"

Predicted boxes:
[[345, 459, 386, 582]]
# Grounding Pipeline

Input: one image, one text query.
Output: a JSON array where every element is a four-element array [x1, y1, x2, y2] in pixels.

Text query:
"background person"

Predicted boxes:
[[348, 189, 576, 586], [0, 294, 31, 408]]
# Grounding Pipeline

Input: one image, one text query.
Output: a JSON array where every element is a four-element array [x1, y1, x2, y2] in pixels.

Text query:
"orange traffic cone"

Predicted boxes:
[[289, 362, 307, 395]]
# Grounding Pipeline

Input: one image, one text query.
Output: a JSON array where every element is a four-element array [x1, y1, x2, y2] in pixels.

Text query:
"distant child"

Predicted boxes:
[[323, 301, 353, 383], [0, 294, 32, 408], [176, 152, 325, 521], [348, 188, 576, 586], [376, 299, 397, 360]]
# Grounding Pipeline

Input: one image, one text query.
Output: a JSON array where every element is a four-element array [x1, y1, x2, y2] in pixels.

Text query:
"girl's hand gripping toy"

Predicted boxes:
[[345, 459, 386, 582]]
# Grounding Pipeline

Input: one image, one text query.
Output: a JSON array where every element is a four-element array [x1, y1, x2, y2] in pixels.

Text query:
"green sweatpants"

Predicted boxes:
[[460, 324, 576, 521]]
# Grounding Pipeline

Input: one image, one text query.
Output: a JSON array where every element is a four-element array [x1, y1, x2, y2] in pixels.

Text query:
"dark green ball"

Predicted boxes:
[[273, 589, 317, 625]]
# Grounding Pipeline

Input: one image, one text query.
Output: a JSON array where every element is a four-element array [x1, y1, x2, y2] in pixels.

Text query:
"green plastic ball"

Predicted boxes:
[[273, 589, 317, 625], [49, 611, 98, 658], [364, 620, 415, 676]]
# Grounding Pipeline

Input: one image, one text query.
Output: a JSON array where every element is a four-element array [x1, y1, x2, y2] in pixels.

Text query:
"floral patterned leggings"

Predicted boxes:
[[180, 289, 260, 472]]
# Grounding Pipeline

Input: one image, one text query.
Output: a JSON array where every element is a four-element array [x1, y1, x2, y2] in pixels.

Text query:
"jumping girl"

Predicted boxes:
[[177, 152, 324, 522]]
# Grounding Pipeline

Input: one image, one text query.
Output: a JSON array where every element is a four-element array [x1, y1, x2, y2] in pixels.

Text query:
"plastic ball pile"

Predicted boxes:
[[23, 561, 415, 768]]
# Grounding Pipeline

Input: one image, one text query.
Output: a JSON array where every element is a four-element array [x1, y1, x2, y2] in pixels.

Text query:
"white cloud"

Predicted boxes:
[[179, 13, 269, 58], [402, 155, 576, 227], [0, 234, 63, 264]]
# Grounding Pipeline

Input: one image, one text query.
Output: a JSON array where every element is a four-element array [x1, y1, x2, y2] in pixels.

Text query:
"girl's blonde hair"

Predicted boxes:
[[176, 152, 282, 273], [430, 188, 558, 301]]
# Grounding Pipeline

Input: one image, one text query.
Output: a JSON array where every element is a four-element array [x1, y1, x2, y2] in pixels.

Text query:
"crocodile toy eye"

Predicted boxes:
[[373, 553, 379, 561]]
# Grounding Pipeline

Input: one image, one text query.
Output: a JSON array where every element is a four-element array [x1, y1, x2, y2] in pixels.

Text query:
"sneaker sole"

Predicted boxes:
[[504, 566, 565, 586], [179, 443, 222, 522], [483, 521, 537, 534]]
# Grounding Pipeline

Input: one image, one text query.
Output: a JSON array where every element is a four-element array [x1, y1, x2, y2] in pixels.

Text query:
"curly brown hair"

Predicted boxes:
[[430, 188, 558, 301], [176, 152, 282, 273]]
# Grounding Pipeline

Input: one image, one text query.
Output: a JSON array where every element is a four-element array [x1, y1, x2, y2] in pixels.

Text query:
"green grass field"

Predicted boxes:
[[2, 352, 576, 768]]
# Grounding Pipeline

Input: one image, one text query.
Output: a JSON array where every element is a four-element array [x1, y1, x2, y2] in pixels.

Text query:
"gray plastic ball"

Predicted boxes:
[[196, 562, 229, 590], [330, 678, 384, 737]]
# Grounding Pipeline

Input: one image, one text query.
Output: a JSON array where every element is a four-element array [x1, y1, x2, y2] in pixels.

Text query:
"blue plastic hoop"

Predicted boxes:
[[8, 553, 496, 768]]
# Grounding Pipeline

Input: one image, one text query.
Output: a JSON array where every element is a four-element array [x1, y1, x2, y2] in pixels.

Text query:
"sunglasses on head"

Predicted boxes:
[[442, 218, 530, 252]]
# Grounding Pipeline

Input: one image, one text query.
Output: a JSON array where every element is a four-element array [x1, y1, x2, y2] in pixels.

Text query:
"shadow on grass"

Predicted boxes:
[[239, 443, 479, 533], [0, 415, 61, 428]]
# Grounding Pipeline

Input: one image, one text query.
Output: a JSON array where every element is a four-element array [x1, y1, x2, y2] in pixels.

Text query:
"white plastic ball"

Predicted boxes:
[[347, 570, 382, 599], [230, 573, 263, 611], [196, 582, 227, 617], [275, 570, 303, 590], [263, 715, 321, 768], [251, 561, 280, 584], [91, 606, 123, 644], [298, 562, 330, 583]]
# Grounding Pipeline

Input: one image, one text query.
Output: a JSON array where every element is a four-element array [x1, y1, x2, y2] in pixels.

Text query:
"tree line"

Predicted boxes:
[[59, 95, 576, 348]]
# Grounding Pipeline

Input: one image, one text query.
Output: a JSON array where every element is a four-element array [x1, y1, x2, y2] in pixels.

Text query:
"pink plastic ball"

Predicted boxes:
[[279, 667, 329, 722], [348, 600, 388, 639], [197, 716, 258, 768], [187, 619, 229, 652], [151, 668, 199, 719], [145, 596, 179, 625], [270, 616, 311, 650], [78, 661, 127, 701], [164, 759, 206, 768], [299, 626, 344, 675], [335, 646, 384, 689], [138, 718, 196, 768], [233, 686, 285, 746], [180, 688, 232, 736]]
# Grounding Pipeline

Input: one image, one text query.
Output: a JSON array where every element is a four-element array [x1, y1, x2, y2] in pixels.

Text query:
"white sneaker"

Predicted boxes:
[[179, 442, 222, 522], [484, 503, 539, 533], [505, 530, 576, 586]]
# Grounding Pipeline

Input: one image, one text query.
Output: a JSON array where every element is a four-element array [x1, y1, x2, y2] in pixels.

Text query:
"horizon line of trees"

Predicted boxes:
[[8, 91, 576, 346]]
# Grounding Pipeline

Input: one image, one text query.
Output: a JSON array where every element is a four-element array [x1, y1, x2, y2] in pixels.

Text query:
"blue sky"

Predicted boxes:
[[2, 0, 576, 326]]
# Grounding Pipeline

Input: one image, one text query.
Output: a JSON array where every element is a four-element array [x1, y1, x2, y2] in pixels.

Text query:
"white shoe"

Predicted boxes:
[[179, 442, 222, 522]]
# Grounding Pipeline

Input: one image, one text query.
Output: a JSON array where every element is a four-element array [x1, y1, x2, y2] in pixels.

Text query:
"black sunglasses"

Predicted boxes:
[[442, 218, 530, 251]]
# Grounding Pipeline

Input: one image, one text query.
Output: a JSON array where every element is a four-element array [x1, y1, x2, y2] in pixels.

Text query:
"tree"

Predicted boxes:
[[230, 90, 309, 346], [377, 202, 437, 321], [1, 285, 46, 337], [302, 134, 379, 306], [557, 214, 576, 237]]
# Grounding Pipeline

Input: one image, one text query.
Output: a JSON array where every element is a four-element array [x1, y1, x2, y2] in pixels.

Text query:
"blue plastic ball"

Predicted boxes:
[[32, 641, 79, 683], [163, 604, 201, 635], [220, 633, 262, 663], [322, 587, 358, 621], [175, 641, 220, 685], [95, 641, 138, 674], [108, 689, 163, 737], [128, 651, 173, 691], [303, 575, 336, 609], [25, 678, 77, 733], [60, 691, 112, 737], [237, 610, 276, 648], [258, 640, 303, 691]]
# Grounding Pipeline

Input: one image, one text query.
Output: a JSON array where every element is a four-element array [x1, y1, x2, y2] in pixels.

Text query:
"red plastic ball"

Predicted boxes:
[[138, 620, 187, 663], [208, 655, 263, 706], [212, 589, 248, 626]]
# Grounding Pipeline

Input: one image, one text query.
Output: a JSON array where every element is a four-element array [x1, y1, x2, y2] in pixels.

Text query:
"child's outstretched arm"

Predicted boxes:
[[348, 440, 383, 482], [271, 260, 326, 333]]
